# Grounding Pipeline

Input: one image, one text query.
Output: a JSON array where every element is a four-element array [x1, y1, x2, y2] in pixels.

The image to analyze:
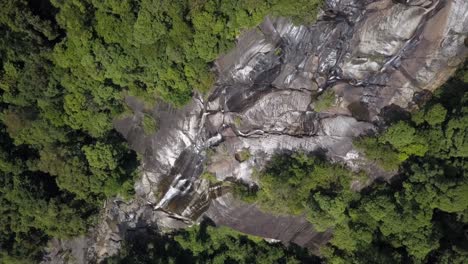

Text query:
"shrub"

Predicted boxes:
[[141, 114, 157, 135], [314, 90, 336, 112]]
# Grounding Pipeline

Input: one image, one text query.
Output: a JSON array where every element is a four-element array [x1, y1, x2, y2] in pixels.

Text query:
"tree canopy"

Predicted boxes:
[[236, 64, 468, 263], [0, 0, 323, 262], [105, 221, 319, 264]]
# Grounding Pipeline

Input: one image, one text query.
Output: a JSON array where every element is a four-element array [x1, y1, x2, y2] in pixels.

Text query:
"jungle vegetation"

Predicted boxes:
[[313, 89, 336, 112], [236, 64, 468, 263], [2, 0, 466, 263], [0, 0, 323, 262], [105, 220, 320, 264]]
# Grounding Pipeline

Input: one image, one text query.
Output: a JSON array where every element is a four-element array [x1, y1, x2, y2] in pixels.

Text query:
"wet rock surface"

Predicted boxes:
[[43, 0, 468, 263]]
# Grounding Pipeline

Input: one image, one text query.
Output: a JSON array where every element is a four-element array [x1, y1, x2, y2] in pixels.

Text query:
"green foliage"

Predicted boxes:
[[238, 65, 468, 263], [106, 222, 318, 264], [200, 172, 219, 184], [380, 121, 417, 149], [0, 1, 136, 262], [314, 89, 336, 112], [51, 0, 324, 108], [274, 48, 282, 56], [413, 103, 447, 126], [354, 137, 402, 171], [0, 0, 325, 262], [141, 114, 158, 135], [269, 0, 324, 24], [356, 117, 432, 171], [322, 66, 468, 263], [236, 152, 360, 218], [233, 116, 243, 127], [356, 64, 468, 170], [232, 181, 259, 204], [235, 148, 251, 162]]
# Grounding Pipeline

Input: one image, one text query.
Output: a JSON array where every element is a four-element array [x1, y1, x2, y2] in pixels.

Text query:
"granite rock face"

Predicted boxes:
[[43, 0, 468, 263]]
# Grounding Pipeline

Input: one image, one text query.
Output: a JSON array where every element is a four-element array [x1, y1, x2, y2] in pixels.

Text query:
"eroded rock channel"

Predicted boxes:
[[43, 0, 468, 262]]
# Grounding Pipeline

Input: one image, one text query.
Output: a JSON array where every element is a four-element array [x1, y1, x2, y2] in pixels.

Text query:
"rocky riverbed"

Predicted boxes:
[[42, 0, 468, 263]]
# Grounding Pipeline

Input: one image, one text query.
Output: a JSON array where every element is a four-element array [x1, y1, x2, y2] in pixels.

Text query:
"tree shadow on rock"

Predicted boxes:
[[379, 104, 411, 125]]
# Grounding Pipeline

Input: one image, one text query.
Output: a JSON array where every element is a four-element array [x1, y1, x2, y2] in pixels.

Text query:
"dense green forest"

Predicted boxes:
[[105, 221, 319, 264], [1, 0, 466, 263], [0, 0, 323, 262], [237, 65, 468, 263]]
